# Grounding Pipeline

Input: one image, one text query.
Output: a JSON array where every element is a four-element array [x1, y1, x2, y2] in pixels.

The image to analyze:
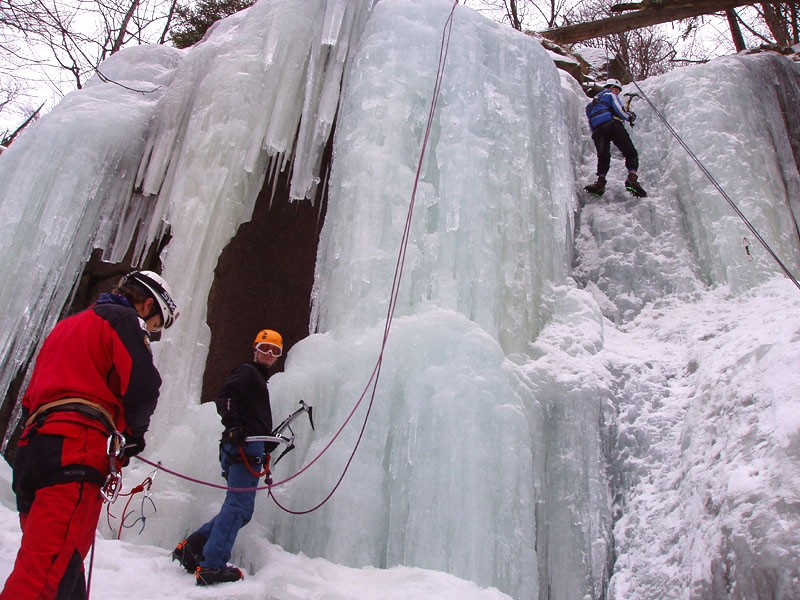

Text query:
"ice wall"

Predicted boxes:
[[266, 2, 581, 599], [1, 0, 800, 598], [0, 0, 374, 440], [0, 46, 183, 440], [310, 2, 574, 349], [134, 0, 375, 420], [623, 54, 800, 295], [569, 52, 800, 600], [573, 53, 800, 322], [123, 2, 589, 599]]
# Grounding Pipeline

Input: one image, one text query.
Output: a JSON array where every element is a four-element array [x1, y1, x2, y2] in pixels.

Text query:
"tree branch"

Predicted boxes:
[[540, 0, 752, 44]]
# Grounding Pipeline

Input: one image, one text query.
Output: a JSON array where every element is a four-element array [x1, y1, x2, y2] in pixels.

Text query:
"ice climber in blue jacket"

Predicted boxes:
[[584, 78, 647, 198]]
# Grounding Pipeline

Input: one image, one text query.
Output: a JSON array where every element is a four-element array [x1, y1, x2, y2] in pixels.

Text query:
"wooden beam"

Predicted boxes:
[[540, 0, 750, 45]]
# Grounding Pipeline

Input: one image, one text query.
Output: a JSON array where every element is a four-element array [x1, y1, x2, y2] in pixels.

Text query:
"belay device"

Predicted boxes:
[[245, 400, 315, 465]]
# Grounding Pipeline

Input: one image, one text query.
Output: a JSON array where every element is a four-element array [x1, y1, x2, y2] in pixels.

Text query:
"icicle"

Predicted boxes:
[[321, 0, 348, 46]]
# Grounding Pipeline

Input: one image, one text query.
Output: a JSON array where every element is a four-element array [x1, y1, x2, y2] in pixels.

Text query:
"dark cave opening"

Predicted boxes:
[[200, 148, 331, 405]]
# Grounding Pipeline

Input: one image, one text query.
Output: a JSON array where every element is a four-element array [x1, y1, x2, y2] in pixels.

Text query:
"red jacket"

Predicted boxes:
[[22, 293, 161, 441]]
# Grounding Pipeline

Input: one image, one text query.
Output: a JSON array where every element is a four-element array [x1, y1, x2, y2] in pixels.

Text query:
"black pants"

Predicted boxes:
[[592, 120, 638, 177]]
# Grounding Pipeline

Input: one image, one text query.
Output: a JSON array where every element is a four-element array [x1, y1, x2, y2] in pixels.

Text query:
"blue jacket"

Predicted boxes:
[[585, 89, 632, 132]]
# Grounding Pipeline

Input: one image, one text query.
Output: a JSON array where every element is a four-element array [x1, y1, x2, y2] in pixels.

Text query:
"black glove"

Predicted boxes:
[[122, 436, 145, 466], [628, 111, 636, 125], [222, 426, 245, 446], [264, 441, 279, 455]]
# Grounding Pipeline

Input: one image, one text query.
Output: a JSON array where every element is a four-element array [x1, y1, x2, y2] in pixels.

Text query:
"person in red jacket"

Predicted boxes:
[[0, 270, 179, 600]]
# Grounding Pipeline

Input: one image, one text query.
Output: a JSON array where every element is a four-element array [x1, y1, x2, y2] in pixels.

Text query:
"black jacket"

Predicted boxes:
[[214, 362, 273, 437]]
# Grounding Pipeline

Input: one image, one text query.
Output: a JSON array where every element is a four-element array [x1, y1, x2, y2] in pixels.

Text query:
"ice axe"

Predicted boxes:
[[623, 92, 639, 110], [624, 92, 639, 126], [245, 400, 314, 466]]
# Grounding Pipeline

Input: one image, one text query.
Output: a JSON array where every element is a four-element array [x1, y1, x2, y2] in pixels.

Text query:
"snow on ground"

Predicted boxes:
[[0, 455, 512, 600], [602, 277, 800, 598]]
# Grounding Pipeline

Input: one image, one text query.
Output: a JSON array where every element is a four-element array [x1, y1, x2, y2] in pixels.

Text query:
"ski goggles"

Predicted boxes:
[[256, 343, 282, 357]]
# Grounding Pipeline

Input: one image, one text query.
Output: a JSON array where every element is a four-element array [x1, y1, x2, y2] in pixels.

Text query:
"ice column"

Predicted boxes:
[[0, 46, 182, 445], [132, 0, 375, 427], [266, 2, 577, 599]]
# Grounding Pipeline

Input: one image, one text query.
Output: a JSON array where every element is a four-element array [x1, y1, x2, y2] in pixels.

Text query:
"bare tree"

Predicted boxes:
[[562, 0, 682, 79], [1, 100, 43, 146], [0, 75, 23, 140], [726, 9, 748, 51], [0, 0, 177, 137], [738, 2, 800, 45], [462, 0, 574, 30], [543, 0, 799, 49], [532, 0, 575, 28], [468, 0, 798, 82]]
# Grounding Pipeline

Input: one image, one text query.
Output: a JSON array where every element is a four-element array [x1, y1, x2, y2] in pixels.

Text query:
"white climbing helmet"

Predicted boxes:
[[125, 270, 179, 329], [604, 78, 623, 91]]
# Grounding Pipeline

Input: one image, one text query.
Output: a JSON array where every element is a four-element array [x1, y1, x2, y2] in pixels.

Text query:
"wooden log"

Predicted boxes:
[[540, 0, 750, 44]]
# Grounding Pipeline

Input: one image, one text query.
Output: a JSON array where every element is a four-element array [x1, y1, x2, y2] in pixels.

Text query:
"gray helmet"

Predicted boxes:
[[604, 78, 623, 91], [124, 270, 179, 329]]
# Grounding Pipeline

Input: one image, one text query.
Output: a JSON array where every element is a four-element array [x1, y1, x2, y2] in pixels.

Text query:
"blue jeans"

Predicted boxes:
[[195, 441, 264, 568]]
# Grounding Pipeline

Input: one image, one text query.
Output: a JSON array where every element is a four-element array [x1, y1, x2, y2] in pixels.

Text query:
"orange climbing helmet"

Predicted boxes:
[[253, 329, 283, 350]]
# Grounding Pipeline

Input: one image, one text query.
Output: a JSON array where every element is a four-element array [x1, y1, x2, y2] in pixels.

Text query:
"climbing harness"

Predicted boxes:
[[24, 397, 117, 431], [614, 53, 800, 291], [236, 449, 270, 480], [22, 397, 130, 503]]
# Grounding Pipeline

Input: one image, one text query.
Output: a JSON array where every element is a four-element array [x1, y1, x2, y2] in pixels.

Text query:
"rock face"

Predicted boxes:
[[201, 150, 330, 405]]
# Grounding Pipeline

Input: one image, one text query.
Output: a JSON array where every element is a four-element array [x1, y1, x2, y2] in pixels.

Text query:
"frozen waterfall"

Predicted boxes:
[[1, 0, 800, 598]]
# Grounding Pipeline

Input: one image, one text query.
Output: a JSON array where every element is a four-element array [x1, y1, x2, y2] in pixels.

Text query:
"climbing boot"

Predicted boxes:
[[584, 176, 606, 197], [195, 565, 244, 586], [625, 172, 648, 197], [172, 532, 206, 573]]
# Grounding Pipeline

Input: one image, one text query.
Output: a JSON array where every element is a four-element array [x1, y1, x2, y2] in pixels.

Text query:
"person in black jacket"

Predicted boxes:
[[172, 329, 282, 586]]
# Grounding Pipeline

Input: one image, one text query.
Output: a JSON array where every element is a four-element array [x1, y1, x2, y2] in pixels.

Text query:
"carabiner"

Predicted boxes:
[[106, 431, 127, 458], [101, 431, 127, 503]]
